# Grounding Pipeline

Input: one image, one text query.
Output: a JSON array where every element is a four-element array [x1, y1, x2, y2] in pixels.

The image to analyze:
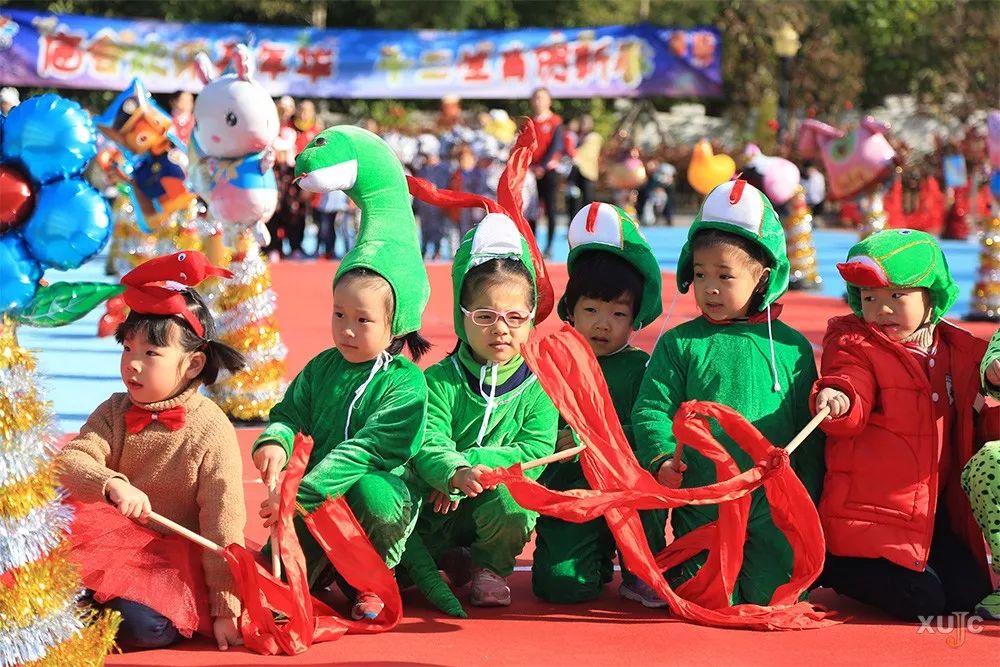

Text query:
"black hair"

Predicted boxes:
[[336, 268, 432, 362], [563, 250, 643, 319], [690, 228, 772, 313], [452, 258, 535, 355], [115, 288, 246, 386]]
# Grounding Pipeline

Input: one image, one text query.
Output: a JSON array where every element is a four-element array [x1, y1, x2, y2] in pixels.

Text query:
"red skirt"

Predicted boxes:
[[67, 500, 212, 637]]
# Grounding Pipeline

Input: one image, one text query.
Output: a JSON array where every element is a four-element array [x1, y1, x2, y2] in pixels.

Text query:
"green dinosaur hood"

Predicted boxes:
[[557, 202, 663, 330], [676, 179, 789, 311], [836, 228, 958, 322], [295, 125, 429, 336], [452, 213, 538, 345]]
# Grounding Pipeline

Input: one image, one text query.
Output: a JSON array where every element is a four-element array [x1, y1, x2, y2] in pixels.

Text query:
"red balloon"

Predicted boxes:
[[0, 164, 35, 234]]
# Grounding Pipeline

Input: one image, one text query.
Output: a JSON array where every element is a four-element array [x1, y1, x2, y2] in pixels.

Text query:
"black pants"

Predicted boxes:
[[316, 210, 338, 258], [537, 169, 561, 254], [819, 512, 991, 621], [564, 166, 595, 219]]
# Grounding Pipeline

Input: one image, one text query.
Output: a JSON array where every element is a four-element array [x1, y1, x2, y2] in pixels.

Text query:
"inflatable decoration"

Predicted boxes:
[[96, 78, 197, 231], [743, 144, 801, 206], [606, 155, 648, 191], [797, 116, 897, 201], [687, 139, 736, 196], [189, 44, 279, 245]]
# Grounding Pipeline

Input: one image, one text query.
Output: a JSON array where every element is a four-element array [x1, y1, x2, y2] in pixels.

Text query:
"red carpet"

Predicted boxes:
[[105, 259, 999, 666]]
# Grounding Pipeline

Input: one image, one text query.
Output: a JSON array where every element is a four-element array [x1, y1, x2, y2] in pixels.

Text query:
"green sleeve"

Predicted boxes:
[[253, 360, 314, 461], [788, 339, 825, 504], [463, 385, 558, 479], [411, 370, 470, 493], [632, 334, 686, 474], [982, 329, 1000, 399], [296, 371, 427, 511]]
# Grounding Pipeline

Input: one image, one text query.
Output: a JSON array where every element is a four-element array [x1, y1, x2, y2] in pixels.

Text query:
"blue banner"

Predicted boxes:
[[0, 10, 722, 99]]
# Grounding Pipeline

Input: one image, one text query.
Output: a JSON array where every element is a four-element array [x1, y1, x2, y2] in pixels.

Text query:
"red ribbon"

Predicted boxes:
[[480, 325, 836, 630], [221, 434, 402, 656]]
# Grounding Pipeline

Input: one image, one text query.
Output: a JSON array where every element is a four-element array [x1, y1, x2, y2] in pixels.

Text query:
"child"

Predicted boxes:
[[963, 329, 1000, 619], [409, 213, 558, 607], [532, 202, 668, 606], [59, 251, 248, 650], [413, 139, 452, 259], [632, 179, 825, 605], [813, 229, 997, 621], [253, 125, 431, 621]]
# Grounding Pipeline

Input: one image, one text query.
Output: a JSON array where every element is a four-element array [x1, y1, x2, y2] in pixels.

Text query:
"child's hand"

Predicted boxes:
[[212, 616, 243, 651], [253, 444, 287, 488], [555, 428, 577, 453], [815, 387, 850, 419], [450, 466, 485, 497], [656, 459, 685, 489], [429, 489, 460, 514], [106, 478, 151, 523], [259, 496, 279, 528], [986, 359, 1000, 388]]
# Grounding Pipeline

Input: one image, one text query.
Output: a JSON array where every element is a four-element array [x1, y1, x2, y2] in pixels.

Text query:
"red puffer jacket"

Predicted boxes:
[[811, 315, 997, 581]]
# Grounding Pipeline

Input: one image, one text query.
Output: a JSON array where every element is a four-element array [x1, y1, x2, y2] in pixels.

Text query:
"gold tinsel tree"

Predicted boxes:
[[0, 319, 119, 666], [782, 186, 822, 290], [966, 204, 1000, 322], [204, 228, 288, 422]]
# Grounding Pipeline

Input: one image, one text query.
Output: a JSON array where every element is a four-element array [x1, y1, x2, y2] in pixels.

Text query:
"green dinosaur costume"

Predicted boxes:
[[409, 214, 559, 578], [632, 180, 825, 605], [252, 127, 458, 614], [533, 203, 667, 603]]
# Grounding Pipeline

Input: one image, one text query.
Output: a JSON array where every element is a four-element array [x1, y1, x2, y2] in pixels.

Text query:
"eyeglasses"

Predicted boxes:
[[461, 306, 535, 328]]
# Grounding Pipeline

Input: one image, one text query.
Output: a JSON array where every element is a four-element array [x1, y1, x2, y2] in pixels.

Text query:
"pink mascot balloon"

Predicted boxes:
[[987, 111, 1000, 171], [797, 116, 897, 201], [743, 144, 801, 206], [188, 44, 279, 244]]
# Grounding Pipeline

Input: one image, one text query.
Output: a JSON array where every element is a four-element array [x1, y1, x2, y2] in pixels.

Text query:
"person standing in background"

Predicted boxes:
[[284, 100, 322, 259], [802, 161, 827, 216], [529, 87, 564, 259], [169, 91, 195, 146], [265, 96, 298, 262], [565, 115, 601, 217], [414, 136, 452, 260]]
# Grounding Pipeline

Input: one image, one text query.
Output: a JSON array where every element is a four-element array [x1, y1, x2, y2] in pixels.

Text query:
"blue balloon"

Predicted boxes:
[[0, 94, 97, 185], [0, 234, 42, 313], [991, 170, 1000, 199], [23, 180, 112, 270]]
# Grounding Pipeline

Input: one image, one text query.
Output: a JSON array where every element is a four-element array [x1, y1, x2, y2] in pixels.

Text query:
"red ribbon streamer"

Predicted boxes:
[[481, 325, 836, 630]]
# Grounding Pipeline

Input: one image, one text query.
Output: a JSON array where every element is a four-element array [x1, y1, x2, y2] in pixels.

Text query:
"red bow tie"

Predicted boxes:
[[125, 404, 186, 434]]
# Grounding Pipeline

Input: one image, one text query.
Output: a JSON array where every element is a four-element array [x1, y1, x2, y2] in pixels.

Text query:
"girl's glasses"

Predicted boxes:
[[461, 307, 535, 328]]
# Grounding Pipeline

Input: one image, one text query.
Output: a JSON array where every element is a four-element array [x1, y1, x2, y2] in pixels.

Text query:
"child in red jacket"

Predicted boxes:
[[812, 230, 997, 621]]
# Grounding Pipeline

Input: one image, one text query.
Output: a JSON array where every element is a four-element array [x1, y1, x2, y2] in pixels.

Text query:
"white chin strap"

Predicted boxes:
[[475, 362, 500, 446], [766, 302, 781, 392], [345, 351, 392, 439]]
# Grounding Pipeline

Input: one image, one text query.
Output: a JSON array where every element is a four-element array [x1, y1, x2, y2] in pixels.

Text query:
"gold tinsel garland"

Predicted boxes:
[[858, 189, 888, 240], [782, 187, 823, 290], [205, 230, 287, 422], [966, 215, 1000, 322], [0, 319, 119, 666]]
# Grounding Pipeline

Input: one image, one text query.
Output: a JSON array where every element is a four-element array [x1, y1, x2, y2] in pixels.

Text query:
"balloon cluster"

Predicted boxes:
[[0, 94, 112, 313]]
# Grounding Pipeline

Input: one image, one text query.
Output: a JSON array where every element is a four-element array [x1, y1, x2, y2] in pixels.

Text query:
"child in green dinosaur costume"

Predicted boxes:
[[632, 179, 825, 606], [252, 126, 431, 622], [532, 202, 668, 606], [409, 212, 559, 608]]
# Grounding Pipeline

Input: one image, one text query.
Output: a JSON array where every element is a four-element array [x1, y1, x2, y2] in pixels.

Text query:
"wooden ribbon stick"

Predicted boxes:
[[147, 511, 224, 555], [784, 406, 830, 457], [268, 480, 282, 579], [521, 444, 587, 471]]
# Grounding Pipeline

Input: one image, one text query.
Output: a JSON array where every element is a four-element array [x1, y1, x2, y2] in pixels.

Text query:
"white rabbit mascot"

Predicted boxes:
[[189, 44, 279, 245]]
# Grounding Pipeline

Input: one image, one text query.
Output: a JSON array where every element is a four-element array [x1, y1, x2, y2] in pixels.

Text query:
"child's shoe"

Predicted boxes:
[[351, 592, 385, 620], [471, 568, 511, 607], [975, 587, 1000, 620], [439, 546, 473, 587], [619, 579, 668, 608]]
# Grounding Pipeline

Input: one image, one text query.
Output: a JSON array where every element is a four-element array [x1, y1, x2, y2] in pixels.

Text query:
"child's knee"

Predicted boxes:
[[347, 473, 410, 525], [108, 598, 180, 649]]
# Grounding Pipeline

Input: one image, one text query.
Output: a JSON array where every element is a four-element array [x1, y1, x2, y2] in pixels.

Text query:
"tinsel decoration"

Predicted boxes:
[[204, 229, 288, 422], [858, 187, 888, 240], [782, 186, 822, 290], [966, 212, 1000, 322], [107, 195, 208, 278], [0, 319, 120, 667]]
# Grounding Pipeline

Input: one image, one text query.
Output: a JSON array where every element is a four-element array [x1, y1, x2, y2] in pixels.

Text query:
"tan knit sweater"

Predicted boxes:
[[58, 383, 246, 618]]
